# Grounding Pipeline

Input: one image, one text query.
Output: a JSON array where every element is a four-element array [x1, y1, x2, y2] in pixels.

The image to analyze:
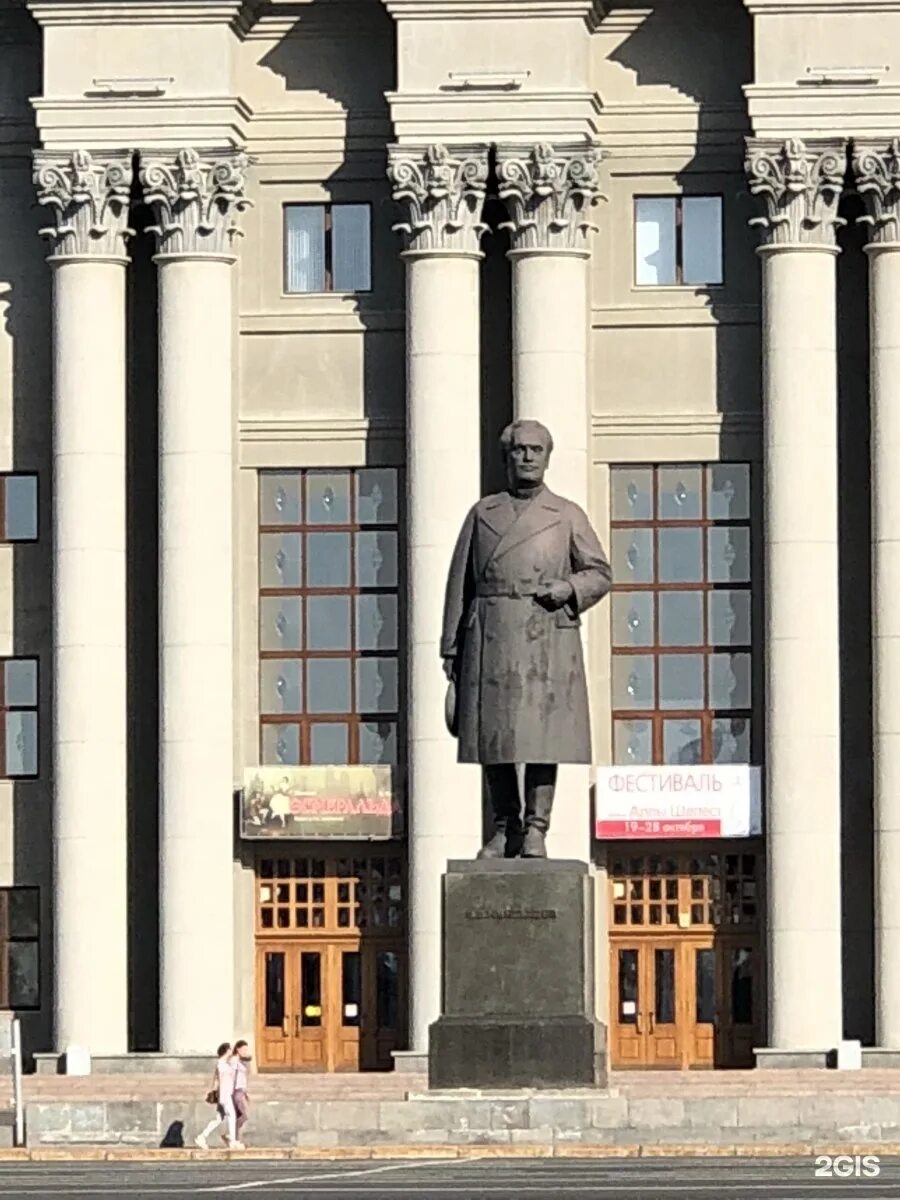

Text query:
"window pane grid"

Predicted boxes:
[[610, 465, 753, 766], [259, 470, 400, 766]]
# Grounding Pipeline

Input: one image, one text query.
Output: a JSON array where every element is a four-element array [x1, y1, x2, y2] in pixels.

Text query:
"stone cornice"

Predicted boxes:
[[27, 0, 260, 29], [381, 0, 604, 26], [388, 143, 489, 255], [745, 137, 848, 248], [33, 148, 133, 260], [854, 139, 900, 244], [140, 148, 251, 258], [497, 141, 603, 253]]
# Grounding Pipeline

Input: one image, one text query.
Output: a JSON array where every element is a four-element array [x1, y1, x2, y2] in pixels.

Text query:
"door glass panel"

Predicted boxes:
[[264, 952, 285, 1027], [695, 947, 715, 1024], [301, 952, 322, 1026], [731, 948, 754, 1025], [618, 948, 639, 1024], [654, 948, 675, 1024], [377, 951, 400, 1029], [342, 951, 362, 1027]]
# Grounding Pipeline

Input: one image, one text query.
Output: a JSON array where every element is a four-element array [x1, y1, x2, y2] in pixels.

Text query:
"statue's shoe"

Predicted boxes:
[[476, 832, 507, 859], [521, 828, 547, 858]]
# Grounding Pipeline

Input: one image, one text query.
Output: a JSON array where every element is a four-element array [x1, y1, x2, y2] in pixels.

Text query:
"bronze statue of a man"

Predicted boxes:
[[441, 419, 612, 859]]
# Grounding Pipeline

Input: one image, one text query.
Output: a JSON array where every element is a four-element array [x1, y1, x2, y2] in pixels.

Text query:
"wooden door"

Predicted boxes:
[[610, 942, 645, 1066], [332, 944, 362, 1072], [683, 938, 715, 1068], [610, 939, 684, 1068], [716, 938, 760, 1068], [258, 944, 292, 1070], [360, 945, 406, 1071], [294, 943, 331, 1070], [645, 942, 681, 1067]]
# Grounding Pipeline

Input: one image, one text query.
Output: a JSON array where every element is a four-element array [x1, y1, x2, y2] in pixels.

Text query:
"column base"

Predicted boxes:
[[754, 1047, 836, 1069], [861, 1048, 900, 1069], [390, 1050, 429, 1075], [34, 1052, 213, 1076]]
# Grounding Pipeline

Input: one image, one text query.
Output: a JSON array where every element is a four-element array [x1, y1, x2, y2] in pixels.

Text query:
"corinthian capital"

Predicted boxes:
[[33, 150, 133, 260], [140, 148, 250, 258], [854, 139, 900, 245], [745, 137, 847, 249], [497, 142, 603, 253], [388, 144, 489, 255]]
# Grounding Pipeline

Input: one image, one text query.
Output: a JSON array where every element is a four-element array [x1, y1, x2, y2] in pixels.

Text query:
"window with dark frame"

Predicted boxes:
[[0, 659, 38, 778], [634, 196, 723, 287], [0, 887, 39, 1010], [0, 475, 37, 542], [258, 469, 401, 767], [284, 204, 372, 294], [609, 464, 753, 766]]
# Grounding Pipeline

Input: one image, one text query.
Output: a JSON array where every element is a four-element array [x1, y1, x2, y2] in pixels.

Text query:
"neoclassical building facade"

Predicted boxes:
[[0, 0, 896, 1071]]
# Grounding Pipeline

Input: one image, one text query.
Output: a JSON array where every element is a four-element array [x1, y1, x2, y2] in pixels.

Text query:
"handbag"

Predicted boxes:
[[205, 1088, 218, 1106]]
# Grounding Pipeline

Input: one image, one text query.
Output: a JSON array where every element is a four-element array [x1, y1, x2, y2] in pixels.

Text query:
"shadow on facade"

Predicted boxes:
[[608, 0, 876, 1050], [3, 6, 53, 1065], [125, 192, 161, 1052]]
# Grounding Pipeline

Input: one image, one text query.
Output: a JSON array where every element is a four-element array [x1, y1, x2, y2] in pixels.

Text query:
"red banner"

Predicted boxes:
[[596, 819, 722, 839]]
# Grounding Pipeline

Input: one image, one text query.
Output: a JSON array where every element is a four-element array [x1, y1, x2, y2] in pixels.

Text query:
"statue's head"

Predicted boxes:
[[500, 419, 553, 490]]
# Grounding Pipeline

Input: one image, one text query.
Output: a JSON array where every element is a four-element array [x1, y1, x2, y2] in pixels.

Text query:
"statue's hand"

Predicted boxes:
[[443, 657, 455, 681], [536, 579, 574, 611]]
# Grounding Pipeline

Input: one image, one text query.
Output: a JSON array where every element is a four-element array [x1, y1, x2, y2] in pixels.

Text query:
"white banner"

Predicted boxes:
[[595, 764, 762, 840]]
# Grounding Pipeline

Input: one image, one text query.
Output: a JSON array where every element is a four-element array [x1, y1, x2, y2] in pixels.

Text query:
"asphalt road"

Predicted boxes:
[[2, 1158, 900, 1199]]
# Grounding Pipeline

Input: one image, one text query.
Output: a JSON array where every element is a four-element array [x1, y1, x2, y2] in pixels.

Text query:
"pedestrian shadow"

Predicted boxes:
[[160, 1120, 185, 1148]]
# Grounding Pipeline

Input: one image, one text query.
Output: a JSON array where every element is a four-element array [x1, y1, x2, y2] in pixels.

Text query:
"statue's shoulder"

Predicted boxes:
[[544, 488, 587, 520], [474, 491, 507, 514]]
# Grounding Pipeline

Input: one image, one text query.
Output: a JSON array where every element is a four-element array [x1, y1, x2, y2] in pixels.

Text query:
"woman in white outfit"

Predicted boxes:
[[195, 1042, 242, 1149]]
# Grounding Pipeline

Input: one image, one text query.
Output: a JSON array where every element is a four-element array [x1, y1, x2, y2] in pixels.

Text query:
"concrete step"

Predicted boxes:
[[613, 1068, 900, 1094], [24, 1072, 424, 1102], [23, 1083, 900, 1151]]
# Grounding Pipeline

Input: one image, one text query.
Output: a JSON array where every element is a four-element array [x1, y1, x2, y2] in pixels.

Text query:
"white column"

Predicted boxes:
[[498, 142, 602, 864], [746, 138, 847, 1053], [854, 139, 900, 1049], [34, 150, 133, 1054], [389, 144, 488, 1051], [141, 149, 248, 1053]]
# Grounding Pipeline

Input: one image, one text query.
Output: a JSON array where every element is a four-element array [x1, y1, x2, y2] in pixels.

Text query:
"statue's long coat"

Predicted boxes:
[[441, 487, 612, 765]]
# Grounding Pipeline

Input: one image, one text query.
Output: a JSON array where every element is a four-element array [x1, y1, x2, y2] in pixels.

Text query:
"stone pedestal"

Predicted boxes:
[[429, 860, 606, 1089]]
